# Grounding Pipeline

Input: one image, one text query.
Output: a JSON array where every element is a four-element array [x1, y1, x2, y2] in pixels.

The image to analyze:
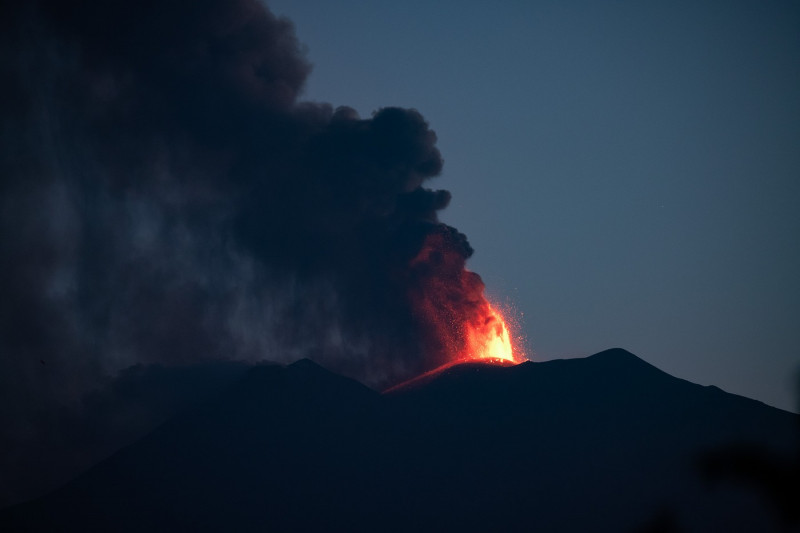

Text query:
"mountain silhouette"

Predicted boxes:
[[2, 349, 797, 532]]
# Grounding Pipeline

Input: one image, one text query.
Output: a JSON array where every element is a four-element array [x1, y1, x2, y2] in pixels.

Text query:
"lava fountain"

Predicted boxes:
[[384, 294, 523, 393], [462, 301, 517, 364], [405, 227, 526, 374]]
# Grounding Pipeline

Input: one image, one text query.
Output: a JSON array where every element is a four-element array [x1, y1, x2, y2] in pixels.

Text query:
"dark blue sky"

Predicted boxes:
[[267, 0, 800, 411]]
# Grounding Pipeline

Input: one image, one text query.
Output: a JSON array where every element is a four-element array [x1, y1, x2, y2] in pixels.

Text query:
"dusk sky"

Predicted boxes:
[[267, 0, 800, 411]]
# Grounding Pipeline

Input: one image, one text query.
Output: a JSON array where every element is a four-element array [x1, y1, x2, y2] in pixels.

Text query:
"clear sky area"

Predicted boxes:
[[267, 0, 800, 411]]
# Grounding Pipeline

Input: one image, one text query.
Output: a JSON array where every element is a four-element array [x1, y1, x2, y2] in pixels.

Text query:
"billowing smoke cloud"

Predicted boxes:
[[0, 0, 502, 505]]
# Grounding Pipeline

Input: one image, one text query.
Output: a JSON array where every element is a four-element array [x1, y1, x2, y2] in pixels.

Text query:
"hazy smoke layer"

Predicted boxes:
[[1, 0, 497, 503]]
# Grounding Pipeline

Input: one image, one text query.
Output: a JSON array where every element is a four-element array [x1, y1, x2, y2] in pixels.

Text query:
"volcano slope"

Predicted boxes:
[[2, 349, 797, 532]]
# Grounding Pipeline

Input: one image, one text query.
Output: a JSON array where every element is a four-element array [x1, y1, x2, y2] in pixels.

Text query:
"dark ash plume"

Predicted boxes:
[[0, 0, 496, 506]]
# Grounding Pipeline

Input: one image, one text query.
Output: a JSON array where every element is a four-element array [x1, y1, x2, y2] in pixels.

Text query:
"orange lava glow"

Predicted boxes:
[[405, 229, 526, 373], [461, 302, 518, 364], [384, 302, 523, 394]]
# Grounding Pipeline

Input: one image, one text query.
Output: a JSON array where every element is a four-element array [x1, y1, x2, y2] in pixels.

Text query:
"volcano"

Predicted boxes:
[[1, 349, 797, 532]]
